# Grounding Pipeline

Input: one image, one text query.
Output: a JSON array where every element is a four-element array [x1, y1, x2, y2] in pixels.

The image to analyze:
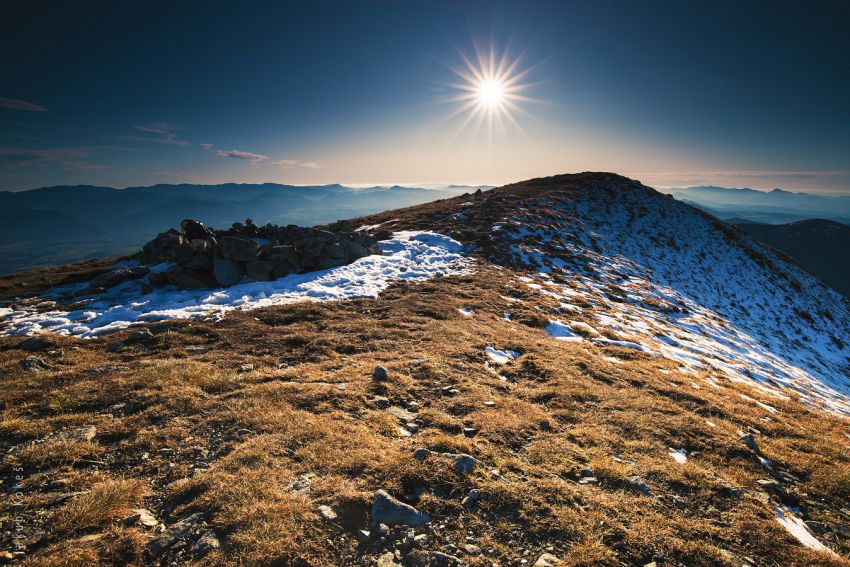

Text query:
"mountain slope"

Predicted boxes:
[[733, 219, 850, 299], [1, 173, 849, 566]]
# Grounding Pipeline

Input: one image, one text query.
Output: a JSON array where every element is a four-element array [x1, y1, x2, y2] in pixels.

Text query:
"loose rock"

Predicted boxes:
[[371, 490, 431, 526]]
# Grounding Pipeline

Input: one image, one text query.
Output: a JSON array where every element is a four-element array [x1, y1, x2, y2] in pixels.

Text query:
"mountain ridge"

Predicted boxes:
[[1, 172, 849, 565]]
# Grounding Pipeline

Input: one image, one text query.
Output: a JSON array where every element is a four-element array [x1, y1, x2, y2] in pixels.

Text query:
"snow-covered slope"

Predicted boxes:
[[0, 232, 469, 337], [492, 179, 850, 414]]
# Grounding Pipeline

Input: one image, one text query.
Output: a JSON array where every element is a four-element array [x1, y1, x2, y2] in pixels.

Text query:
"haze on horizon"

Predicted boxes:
[[2, 0, 849, 194]]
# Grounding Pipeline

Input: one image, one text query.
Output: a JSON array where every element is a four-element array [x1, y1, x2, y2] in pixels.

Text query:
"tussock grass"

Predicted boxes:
[[1, 265, 848, 565], [53, 478, 149, 535]]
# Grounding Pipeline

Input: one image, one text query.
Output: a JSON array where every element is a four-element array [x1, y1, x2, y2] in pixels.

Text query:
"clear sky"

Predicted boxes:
[[2, 0, 849, 193]]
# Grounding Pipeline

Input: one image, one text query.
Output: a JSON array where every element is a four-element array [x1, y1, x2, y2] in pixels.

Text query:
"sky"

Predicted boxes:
[[2, 0, 849, 193]]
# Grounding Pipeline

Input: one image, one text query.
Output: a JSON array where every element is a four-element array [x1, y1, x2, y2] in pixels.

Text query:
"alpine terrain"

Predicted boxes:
[[1, 173, 849, 566]]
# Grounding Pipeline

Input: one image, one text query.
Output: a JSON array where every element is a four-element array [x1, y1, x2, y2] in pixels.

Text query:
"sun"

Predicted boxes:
[[441, 41, 539, 142], [477, 78, 506, 108]]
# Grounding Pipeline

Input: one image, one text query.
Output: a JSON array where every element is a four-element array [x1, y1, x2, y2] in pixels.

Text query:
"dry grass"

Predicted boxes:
[[1, 265, 849, 565], [53, 478, 149, 535]]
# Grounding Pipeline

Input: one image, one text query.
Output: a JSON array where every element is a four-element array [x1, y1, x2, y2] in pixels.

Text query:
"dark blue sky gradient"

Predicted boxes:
[[2, 0, 849, 192]]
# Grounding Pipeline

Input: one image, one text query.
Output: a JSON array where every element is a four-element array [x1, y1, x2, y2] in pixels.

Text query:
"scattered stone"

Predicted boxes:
[[579, 467, 594, 478], [238, 364, 254, 373], [534, 552, 561, 566], [377, 552, 401, 567], [739, 431, 760, 453], [147, 513, 204, 556], [628, 476, 654, 497], [21, 356, 53, 371], [386, 406, 416, 422], [462, 489, 481, 508], [317, 505, 338, 521], [191, 529, 221, 558], [371, 396, 391, 408], [483, 400, 497, 407], [354, 529, 371, 543], [463, 427, 478, 438], [539, 419, 551, 431], [373, 365, 389, 381], [463, 544, 482, 556], [47, 425, 97, 443], [412, 448, 485, 476], [124, 328, 154, 344], [20, 337, 54, 352], [371, 490, 431, 526], [123, 508, 158, 528]]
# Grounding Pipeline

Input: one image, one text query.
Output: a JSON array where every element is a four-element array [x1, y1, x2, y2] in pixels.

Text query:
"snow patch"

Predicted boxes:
[[0, 231, 470, 337], [775, 505, 836, 556], [486, 347, 520, 364], [668, 448, 688, 464]]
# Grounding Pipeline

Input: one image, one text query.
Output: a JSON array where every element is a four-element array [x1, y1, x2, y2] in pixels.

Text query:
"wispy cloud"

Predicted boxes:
[[199, 143, 214, 150], [214, 149, 269, 163], [274, 159, 319, 169], [0, 146, 107, 171], [110, 122, 191, 146], [0, 98, 47, 112]]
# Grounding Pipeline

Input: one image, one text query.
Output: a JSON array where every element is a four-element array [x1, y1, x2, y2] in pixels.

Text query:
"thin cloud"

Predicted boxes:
[[0, 98, 47, 112], [214, 149, 269, 163], [199, 143, 214, 150], [114, 122, 191, 146], [0, 146, 105, 171], [274, 159, 319, 169]]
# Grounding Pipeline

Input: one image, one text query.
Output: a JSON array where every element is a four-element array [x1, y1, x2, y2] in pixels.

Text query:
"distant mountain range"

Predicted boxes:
[[666, 185, 850, 224], [731, 218, 850, 299], [0, 183, 490, 275]]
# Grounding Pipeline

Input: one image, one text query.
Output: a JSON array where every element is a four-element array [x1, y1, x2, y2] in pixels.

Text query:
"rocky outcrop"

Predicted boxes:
[[139, 219, 382, 290]]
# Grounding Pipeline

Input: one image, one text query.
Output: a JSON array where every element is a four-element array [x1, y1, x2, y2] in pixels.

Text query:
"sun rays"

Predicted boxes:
[[441, 41, 540, 144]]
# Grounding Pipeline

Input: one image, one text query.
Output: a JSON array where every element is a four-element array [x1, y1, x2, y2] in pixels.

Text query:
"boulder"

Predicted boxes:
[[371, 490, 430, 526], [246, 260, 273, 282], [89, 266, 150, 289], [213, 258, 243, 287], [166, 265, 216, 289], [137, 219, 383, 290], [219, 236, 258, 262]]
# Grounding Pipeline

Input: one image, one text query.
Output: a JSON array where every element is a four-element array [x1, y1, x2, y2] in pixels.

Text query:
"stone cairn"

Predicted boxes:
[[137, 219, 382, 290]]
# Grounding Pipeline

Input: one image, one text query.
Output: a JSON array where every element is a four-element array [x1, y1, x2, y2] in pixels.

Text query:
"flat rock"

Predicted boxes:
[[371, 490, 430, 526], [191, 529, 221, 558], [21, 356, 53, 371], [535, 553, 561, 566], [147, 512, 204, 556]]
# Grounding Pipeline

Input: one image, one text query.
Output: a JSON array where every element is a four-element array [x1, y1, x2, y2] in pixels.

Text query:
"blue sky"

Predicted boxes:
[[2, 0, 849, 192]]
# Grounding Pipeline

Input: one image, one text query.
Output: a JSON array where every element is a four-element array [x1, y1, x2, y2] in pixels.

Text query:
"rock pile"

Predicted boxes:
[[139, 218, 382, 289]]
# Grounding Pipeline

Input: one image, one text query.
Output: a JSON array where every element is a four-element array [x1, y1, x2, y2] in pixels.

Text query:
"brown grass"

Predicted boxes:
[[52, 478, 149, 535], [0, 264, 848, 565]]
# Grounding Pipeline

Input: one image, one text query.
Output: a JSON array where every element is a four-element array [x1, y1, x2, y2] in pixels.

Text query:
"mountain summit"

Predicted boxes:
[[1, 173, 849, 565]]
